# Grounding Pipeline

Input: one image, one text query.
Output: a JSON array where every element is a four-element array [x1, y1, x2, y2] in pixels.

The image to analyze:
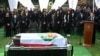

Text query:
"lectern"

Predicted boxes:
[[83, 21, 94, 47]]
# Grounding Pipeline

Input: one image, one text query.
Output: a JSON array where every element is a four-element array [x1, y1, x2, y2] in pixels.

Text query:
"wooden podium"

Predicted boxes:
[[83, 21, 94, 47]]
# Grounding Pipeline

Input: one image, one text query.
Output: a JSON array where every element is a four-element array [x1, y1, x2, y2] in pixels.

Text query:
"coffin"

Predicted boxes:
[[5, 33, 73, 56], [13, 33, 67, 47]]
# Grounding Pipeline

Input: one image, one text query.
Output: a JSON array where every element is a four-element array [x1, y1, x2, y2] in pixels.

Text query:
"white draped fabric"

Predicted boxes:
[[39, 0, 49, 11], [8, 0, 18, 11], [15, 33, 66, 47], [95, 0, 100, 8], [18, 0, 35, 10], [8, 0, 90, 11], [68, 0, 78, 10], [52, 0, 67, 10]]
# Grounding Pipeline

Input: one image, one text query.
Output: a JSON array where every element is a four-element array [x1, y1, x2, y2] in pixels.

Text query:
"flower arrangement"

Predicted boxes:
[[41, 33, 56, 41]]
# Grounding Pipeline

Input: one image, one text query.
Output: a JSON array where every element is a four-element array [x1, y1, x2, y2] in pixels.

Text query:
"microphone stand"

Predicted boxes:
[[78, 21, 83, 45], [79, 34, 82, 45]]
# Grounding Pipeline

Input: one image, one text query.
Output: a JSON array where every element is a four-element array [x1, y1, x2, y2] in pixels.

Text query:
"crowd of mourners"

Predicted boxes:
[[0, 6, 100, 37]]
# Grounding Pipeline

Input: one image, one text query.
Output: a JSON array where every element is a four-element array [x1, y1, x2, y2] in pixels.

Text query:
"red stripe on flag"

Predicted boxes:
[[20, 43, 55, 47]]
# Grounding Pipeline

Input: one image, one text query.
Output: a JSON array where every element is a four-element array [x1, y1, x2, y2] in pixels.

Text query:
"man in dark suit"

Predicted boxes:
[[41, 11, 49, 32], [50, 9, 56, 31], [95, 8, 100, 32], [63, 10, 72, 36], [70, 9, 76, 34], [32, 9, 39, 23], [75, 9, 84, 36], [53, 10, 62, 33], [11, 12, 19, 35], [25, 8, 30, 31], [4, 12, 12, 37], [28, 9, 39, 32], [19, 11, 27, 33]]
